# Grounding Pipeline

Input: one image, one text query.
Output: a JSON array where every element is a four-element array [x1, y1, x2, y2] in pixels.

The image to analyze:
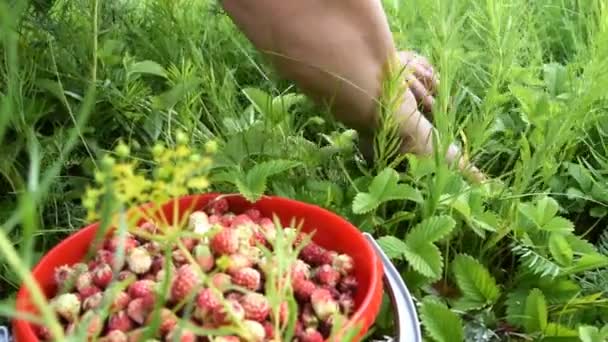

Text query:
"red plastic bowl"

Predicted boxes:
[[13, 194, 384, 342]]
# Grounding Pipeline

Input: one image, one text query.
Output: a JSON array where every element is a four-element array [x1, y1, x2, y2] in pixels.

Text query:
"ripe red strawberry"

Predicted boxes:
[[150, 255, 166, 274], [292, 259, 311, 280], [210, 228, 240, 255], [299, 243, 328, 266], [310, 288, 339, 320], [106, 234, 139, 253], [299, 327, 324, 342], [320, 251, 338, 266], [217, 253, 252, 274], [263, 321, 275, 340], [194, 244, 215, 272], [231, 214, 254, 229], [240, 292, 270, 322], [100, 330, 128, 342], [111, 291, 131, 311], [338, 275, 358, 294], [207, 198, 229, 215], [208, 214, 222, 225], [128, 279, 155, 299], [171, 264, 202, 302], [221, 213, 235, 227], [244, 208, 262, 221], [293, 277, 317, 302], [79, 285, 101, 300], [231, 267, 261, 291], [108, 310, 133, 332], [243, 320, 266, 341], [54, 264, 76, 287], [211, 299, 245, 325], [127, 247, 152, 274], [35, 325, 52, 341], [181, 237, 198, 251], [127, 298, 152, 324], [95, 250, 115, 268], [93, 263, 113, 288], [195, 288, 222, 320], [315, 264, 341, 287], [333, 254, 354, 275], [211, 272, 232, 293]]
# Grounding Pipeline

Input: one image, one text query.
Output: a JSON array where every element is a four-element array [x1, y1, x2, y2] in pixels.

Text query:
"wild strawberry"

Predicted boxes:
[[139, 221, 159, 235], [194, 244, 215, 272], [166, 327, 197, 342], [315, 264, 341, 287], [298, 327, 324, 342], [83, 292, 103, 311], [339, 293, 355, 315], [172, 249, 188, 266], [320, 251, 338, 266], [231, 214, 254, 229], [100, 330, 128, 342], [213, 337, 240, 342], [127, 247, 152, 274], [171, 264, 202, 302], [301, 303, 319, 328], [207, 198, 229, 215], [111, 291, 131, 311], [128, 279, 156, 299], [211, 273, 232, 293], [240, 292, 270, 322], [225, 292, 243, 302], [258, 218, 277, 242], [106, 234, 139, 253], [333, 254, 354, 275], [216, 253, 252, 274], [292, 259, 311, 280], [262, 321, 275, 340], [76, 271, 93, 293], [208, 215, 222, 225], [324, 286, 341, 300], [145, 308, 177, 337], [210, 228, 239, 255], [93, 263, 113, 288], [243, 320, 266, 342], [212, 299, 245, 325], [150, 255, 166, 274], [188, 211, 212, 235], [96, 250, 115, 268], [338, 275, 358, 294], [220, 213, 235, 227], [108, 310, 133, 332], [54, 264, 76, 287], [79, 285, 101, 299], [35, 325, 52, 341], [293, 277, 316, 302], [127, 297, 152, 324], [299, 243, 328, 266], [231, 267, 261, 291], [244, 208, 262, 221], [311, 288, 339, 320], [195, 288, 222, 320], [181, 237, 198, 251], [51, 293, 81, 322]]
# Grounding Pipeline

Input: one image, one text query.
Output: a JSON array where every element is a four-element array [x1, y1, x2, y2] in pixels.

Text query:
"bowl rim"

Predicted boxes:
[[13, 193, 384, 342]]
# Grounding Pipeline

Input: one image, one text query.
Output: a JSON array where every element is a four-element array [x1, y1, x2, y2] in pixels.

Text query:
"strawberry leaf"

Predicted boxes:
[[420, 297, 464, 342], [451, 254, 501, 311], [352, 168, 422, 214]]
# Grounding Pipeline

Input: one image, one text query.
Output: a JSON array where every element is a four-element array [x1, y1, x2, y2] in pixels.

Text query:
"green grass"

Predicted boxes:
[[1, 0, 608, 340]]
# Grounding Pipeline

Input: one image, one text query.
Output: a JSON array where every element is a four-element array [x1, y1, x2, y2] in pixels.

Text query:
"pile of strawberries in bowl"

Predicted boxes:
[[34, 198, 359, 342]]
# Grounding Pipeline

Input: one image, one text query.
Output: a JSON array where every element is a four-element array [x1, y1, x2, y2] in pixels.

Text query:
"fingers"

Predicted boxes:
[[406, 73, 435, 114], [398, 50, 439, 94]]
